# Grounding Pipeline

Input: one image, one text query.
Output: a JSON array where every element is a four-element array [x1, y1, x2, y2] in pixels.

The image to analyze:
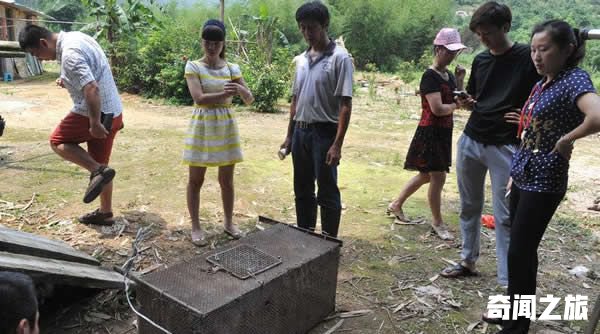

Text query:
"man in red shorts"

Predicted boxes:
[[19, 25, 123, 226]]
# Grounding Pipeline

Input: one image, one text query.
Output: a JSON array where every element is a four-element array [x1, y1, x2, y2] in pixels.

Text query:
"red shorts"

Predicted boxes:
[[50, 112, 123, 164]]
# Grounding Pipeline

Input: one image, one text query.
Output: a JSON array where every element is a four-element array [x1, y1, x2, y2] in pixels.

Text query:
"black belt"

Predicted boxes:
[[295, 121, 336, 129]]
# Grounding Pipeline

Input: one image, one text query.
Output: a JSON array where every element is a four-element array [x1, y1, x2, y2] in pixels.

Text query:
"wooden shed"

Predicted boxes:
[[0, 0, 47, 80]]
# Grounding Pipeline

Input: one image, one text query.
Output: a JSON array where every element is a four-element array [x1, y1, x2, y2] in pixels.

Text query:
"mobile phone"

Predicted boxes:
[[100, 113, 113, 133], [453, 91, 469, 99]]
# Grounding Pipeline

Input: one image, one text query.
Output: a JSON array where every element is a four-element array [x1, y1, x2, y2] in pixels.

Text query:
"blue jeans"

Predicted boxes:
[[291, 123, 341, 237]]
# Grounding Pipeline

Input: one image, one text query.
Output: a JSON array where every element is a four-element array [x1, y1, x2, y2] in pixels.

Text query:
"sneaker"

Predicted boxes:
[[78, 209, 114, 226], [431, 223, 454, 240], [83, 166, 116, 203]]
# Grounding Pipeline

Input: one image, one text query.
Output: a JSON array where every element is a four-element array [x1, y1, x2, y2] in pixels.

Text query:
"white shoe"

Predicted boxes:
[[431, 223, 454, 240]]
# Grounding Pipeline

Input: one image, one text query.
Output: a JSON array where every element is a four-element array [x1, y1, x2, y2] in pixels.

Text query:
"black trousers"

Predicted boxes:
[[500, 184, 564, 333]]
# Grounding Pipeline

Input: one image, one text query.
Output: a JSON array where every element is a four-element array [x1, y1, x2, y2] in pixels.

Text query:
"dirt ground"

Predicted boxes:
[[1, 70, 599, 334]]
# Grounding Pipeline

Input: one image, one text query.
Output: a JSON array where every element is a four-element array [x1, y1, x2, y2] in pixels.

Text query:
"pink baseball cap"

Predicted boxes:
[[433, 28, 467, 51]]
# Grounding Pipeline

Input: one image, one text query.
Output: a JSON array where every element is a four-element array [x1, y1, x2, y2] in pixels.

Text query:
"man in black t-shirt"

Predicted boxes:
[[439, 2, 540, 289]]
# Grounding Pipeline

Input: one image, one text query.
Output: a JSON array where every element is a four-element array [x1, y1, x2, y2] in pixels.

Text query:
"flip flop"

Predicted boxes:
[[191, 230, 208, 247], [224, 227, 244, 239], [440, 263, 478, 278]]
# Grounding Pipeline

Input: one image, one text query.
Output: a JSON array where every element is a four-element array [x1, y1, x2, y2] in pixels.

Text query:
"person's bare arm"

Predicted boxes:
[[326, 96, 352, 166], [227, 76, 254, 105], [280, 95, 297, 152], [425, 92, 457, 117], [455, 65, 466, 91], [553, 92, 600, 159], [185, 76, 234, 105], [83, 81, 107, 139]]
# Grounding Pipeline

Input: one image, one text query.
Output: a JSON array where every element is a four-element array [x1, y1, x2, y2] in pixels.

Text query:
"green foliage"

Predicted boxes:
[[81, 0, 162, 44], [452, 0, 600, 86], [237, 44, 293, 113], [139, 28, 197, 104], [110, 2, 293, 109], [104, 2, 215, 104], [113, 19, 199, 104], [334, 0, 452, 70], [397, 61, 418, 85], [44, 2, 85, 31], [41, 0, 598, 105], [245, 64, 288, 112], [364, 63, 378, 99], [453, 0, 600, 48]]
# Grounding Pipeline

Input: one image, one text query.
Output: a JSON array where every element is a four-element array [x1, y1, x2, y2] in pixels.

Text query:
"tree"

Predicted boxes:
[[243, 4, 289, 65], [334, 0, 452, 70], [44, 2, 85, 31], [81, 0, 162, 65]]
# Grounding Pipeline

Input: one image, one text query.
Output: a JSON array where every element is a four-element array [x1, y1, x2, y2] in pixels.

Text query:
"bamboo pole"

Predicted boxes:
[[220, 0, 225, 22]]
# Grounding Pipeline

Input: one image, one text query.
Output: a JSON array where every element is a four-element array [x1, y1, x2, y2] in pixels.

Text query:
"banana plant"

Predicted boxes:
[[243, 4, 289, 65], [80, 0, 162, 65]]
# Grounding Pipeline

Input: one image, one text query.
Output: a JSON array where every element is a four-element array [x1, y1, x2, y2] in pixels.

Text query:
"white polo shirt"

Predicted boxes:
[[292, 41, 353, 123], [56, 31, 122, 117]]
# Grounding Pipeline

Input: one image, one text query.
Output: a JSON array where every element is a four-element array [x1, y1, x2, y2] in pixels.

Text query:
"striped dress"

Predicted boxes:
[[183, 60, 243, 167]]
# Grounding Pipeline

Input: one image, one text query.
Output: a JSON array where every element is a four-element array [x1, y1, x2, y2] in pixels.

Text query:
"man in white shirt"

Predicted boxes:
[[19, 25, 123, 226]]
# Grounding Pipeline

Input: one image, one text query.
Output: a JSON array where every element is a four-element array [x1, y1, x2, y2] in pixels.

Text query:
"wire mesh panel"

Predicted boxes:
[[207, 244, 282, 279], [135, 222, 342, 334]]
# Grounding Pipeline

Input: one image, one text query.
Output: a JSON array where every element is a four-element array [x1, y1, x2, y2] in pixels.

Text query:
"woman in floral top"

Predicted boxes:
[[499, 20, 600, 334]]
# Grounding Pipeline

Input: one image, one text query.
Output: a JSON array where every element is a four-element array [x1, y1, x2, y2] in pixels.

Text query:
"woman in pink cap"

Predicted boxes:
[[387, 28, 466, 240]]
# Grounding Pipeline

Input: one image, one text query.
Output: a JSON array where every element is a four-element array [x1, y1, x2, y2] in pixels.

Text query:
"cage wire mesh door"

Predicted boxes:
[[206, 244, 282, 279]]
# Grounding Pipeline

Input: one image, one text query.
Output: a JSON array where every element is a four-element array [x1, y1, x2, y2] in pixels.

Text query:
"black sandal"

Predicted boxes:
[[440, 263, 478, 278], [78, 209, 114, 226], [83, 166, 116, 203]]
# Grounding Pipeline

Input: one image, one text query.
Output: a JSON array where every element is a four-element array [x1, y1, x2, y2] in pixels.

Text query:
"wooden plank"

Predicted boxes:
[[0, 51, 26, 58], [0, 41, 22, 51], [0, 251, 124, 289], [0, 226, 100, 266]]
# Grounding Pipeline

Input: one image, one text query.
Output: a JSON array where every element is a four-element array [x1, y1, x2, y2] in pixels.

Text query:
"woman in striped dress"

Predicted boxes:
[[184, 19, 254, 246]]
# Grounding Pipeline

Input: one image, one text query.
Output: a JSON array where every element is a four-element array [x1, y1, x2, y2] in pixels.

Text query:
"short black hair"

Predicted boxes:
[[532, 19, 586, 68], [469, 1, 512, 32], [295, 1, 330, 27], [0, 272, 38, 333], [18, 24, 52, 49]]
